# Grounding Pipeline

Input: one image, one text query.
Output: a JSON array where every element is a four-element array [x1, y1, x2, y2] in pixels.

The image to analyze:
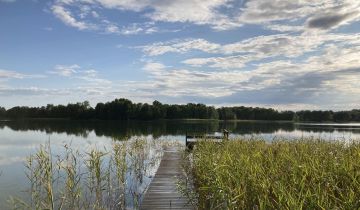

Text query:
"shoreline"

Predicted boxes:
[[1, 118, 360, 124]]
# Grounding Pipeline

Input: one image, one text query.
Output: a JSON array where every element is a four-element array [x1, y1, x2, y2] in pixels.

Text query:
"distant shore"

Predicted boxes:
[[2, 118, 360, 124]]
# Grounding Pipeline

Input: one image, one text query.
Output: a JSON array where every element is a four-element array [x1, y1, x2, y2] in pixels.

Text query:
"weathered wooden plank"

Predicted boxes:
[[140, 146, 194, 210]]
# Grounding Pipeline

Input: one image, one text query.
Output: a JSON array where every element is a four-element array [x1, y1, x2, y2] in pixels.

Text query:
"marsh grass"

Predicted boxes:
[[185, 138, 360, 209], [9, 138, 162, 210]]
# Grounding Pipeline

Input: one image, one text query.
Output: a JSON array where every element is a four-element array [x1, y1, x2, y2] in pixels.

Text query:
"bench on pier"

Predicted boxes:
[[185, 129, 229, 150]]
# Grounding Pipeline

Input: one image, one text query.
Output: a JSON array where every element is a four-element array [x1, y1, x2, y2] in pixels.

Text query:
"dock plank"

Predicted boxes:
[[140, 146, 193, 210]]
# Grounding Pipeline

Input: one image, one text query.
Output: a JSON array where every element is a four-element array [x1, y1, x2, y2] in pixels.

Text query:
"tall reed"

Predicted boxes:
[[112, 143, 127, 209], [185, 138, 360, 209], [9, 138, 162, 210]]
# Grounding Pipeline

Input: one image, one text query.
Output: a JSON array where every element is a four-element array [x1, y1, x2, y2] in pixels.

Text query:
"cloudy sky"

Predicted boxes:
[[0, 0, 360, 110]]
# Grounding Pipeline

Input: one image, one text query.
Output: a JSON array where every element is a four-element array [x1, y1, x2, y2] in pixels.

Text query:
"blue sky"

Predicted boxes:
[[0, 0, 360, 110]]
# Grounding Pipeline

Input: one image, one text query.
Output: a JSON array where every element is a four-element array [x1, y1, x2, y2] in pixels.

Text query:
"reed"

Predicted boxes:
[[9, 138, 162, 210], [61, 146, 82, 209], [112, 143, 127, 209], [185, 138, 360, 209]]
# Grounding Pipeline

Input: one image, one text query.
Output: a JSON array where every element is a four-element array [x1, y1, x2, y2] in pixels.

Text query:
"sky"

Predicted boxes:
[[0, 0, 360, 110]]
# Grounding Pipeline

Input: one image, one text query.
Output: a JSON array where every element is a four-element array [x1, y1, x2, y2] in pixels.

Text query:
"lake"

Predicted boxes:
[[1, 119, 360, 208]]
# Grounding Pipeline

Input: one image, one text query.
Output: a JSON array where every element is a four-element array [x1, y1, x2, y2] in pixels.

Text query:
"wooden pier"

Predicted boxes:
[[140, 146, 193, 210], [185, 129, 229, 150]]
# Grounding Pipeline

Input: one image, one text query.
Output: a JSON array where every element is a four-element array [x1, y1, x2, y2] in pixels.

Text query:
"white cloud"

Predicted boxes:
[[49, 64, 80, 77], [0, 69, 46, 79], [143, 33, 360, 70], [0, 69, 27, 79], [3, 41, 360, 108], [43, 27, 54, 31], [101, 21, 156, 35], [237, 0, 320, 24], [50, 0, 360, 35], [0, 86, 64, 96], [48, 64, 112, 87], [119, 24, 144, 35], [141, 38, 221, 56], [49, 0, 237, 34], [90, 0, 358, 32], [183, 55, 251, 69], [142, 62, 166, 73], [127, 37, 360, 107], [91, 10, 99, 18], [105, 24, 120, 33], [51, 1, 159, 35], [76, 69, 112, 86], [75, 0, 235, 29], [265, 24, 304, 32], [138, 61, 259, 98], [144, 0, 239, 30], [51, 5, 91, 30]]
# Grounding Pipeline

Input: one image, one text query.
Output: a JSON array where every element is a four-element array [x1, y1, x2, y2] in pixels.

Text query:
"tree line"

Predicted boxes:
[[0, 98, 359, 122]]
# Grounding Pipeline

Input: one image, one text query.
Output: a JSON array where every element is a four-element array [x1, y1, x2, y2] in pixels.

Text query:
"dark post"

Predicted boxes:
[[223, 129, 229, 140]]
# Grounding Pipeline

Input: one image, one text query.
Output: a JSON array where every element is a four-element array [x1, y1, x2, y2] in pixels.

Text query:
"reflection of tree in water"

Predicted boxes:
[[0, 120, 220, 140], [296, 124, 360, 134], [221, 121, 296, 134], [1, 120, 359, 140]]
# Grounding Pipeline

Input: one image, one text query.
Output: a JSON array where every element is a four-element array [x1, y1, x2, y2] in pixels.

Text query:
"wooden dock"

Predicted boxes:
[[185, 130, 229, 150], [140, 146, 193, 210]]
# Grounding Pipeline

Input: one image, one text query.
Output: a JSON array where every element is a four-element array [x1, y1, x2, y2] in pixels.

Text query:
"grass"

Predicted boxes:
[[184, 138, 360, 209], [9, 138, 163, 210]]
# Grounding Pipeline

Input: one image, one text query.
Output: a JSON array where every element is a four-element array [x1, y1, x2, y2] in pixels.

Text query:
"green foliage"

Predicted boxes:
[[188, 139, 360, 209], [0, 107, 6, 118], [6, 101, 93, 119], [2, 98, 360, 122], [218, 107, 296, 121], [3, 99, 221, 120]]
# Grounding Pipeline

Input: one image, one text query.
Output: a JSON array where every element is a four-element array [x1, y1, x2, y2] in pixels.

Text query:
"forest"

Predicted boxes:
[[0, 98, 359, 122]]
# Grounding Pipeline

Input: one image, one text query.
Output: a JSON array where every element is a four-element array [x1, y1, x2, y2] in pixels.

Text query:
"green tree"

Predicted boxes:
[[0, 107, 6, 118]]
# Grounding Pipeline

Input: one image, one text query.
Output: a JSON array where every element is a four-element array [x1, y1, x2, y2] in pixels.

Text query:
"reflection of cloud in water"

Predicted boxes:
[[237, 129, 358, 142], [0, 128, 115, 168], [0, 156, 25, 166]]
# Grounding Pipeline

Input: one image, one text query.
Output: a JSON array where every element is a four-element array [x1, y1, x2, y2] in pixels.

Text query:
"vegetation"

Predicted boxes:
[[185, 138, 360, 209], [1, 98, 360, 122], [9, 139, 162, 210], [1, 99, 218, 120]]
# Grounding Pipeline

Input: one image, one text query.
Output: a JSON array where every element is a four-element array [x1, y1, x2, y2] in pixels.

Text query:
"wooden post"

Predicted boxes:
[[223, 129, 229, 140]]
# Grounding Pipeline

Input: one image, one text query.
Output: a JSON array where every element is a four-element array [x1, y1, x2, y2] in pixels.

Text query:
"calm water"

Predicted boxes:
[[1, 119, 360, 208]]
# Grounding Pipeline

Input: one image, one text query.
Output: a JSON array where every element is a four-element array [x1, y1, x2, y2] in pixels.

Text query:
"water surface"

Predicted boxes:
[[1, 119, 360, 208]]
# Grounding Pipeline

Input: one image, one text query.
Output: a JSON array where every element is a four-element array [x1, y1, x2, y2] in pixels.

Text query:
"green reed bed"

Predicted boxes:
[[185, 139, 360, 209], [9, 138, 163, 210]]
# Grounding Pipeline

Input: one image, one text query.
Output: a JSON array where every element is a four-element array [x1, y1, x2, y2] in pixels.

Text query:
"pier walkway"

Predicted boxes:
[[140, 146, 193, 210]]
